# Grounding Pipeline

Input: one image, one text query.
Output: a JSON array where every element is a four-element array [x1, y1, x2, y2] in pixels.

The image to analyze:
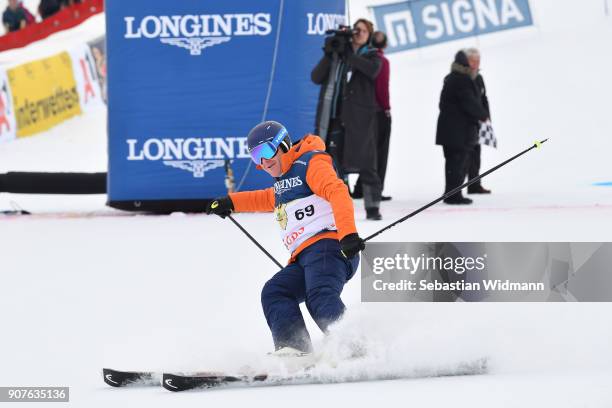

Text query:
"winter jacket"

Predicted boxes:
[[374, 49, 390, 111], [229, 135, 357, 263], [312, 46, 381, 172], [435, 62, 489, 149]]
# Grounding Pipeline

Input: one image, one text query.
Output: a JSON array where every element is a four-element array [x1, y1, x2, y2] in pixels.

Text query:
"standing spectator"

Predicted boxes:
[[353, 31, 392, 201], [465, 48, 492, 195], [3, 0, 27, 33], [435, 50, 489, 205], [38, 0, 61, 20], [312, 18, 383, 220], [19, 1, 36, 25]]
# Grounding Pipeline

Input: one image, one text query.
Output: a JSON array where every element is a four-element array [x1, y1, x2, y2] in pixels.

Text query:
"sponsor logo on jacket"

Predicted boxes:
[[126, 137, 249, 178], [274, 176, 303, 195], [124, 13, 272, 56]]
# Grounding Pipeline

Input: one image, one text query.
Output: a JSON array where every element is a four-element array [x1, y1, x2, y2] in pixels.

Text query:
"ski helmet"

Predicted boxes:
[[247, 121, 292, 164]]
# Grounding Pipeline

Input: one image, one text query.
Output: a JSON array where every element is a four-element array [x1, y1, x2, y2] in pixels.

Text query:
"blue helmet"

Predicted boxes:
[[247, 121, 292, 164]]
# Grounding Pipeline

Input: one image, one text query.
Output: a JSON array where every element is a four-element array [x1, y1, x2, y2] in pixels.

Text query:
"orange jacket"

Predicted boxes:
[[229, 135, 357, 263]]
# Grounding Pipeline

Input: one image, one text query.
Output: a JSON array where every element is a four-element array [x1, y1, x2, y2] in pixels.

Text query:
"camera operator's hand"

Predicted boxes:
[[342, 43, 354, 59], [344, 49, 381, 80]]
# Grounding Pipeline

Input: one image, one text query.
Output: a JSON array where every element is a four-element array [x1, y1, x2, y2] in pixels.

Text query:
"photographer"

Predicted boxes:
[[311, 18, 383, 221]]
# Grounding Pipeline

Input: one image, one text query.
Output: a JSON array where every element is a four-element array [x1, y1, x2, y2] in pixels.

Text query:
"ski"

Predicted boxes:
[[102, 368, 268, 390], [160, 357, 488, 392], [162, 372, 268, 392], [105, 357, 488, 391], [102, 368, 158, 387]]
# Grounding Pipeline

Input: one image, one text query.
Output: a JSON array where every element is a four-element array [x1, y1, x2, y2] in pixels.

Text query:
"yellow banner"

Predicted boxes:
[[8, 51, 82, 138]]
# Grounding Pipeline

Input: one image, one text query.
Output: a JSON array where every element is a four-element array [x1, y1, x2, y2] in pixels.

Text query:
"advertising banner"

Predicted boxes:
[[87, 36, 107, 104], [106, 0, 344, 202], [7, 51, 82, 138], [69, 44, 104, 113], [0, 70, 17, 144], [372, 0, 533, 54]]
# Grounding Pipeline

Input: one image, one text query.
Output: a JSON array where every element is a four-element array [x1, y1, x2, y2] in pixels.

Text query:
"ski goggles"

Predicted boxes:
[[248, 141, 279, 164], [248, 127, 289, 164]]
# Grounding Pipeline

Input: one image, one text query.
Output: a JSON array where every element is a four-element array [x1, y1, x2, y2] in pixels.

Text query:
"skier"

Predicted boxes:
[[206, 121, 365, 355]]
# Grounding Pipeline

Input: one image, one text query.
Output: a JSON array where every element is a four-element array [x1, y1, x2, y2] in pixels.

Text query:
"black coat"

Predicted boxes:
[[39, 0, 61, 19], [436, 64, 489, 149], [312, 48, 381, 171], [475, 74, 490, 118]]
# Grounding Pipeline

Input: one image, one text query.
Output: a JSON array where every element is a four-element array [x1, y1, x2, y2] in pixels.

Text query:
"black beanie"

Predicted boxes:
[[454, 50, 469, 67]]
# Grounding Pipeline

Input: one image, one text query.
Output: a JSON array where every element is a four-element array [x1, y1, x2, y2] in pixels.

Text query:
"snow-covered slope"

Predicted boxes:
[[0, 1, 611, 407]]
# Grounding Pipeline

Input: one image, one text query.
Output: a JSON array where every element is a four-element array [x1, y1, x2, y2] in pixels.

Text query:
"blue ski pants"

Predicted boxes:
[[261, 238, 359, 352]]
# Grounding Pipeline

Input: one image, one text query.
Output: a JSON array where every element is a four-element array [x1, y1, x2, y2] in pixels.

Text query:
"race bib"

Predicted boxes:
[[274, 194, 336, 253]]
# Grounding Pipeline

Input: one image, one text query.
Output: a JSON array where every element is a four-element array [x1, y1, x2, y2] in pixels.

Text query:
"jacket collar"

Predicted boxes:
[[255, 134, 326, 175], [451, 62, 477, 79]]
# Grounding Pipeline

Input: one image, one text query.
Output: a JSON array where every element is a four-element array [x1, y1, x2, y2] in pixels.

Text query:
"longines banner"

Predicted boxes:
[[371, 0, 533, 54], [362, 243, 612, 302], [105, 0, 345, 201]]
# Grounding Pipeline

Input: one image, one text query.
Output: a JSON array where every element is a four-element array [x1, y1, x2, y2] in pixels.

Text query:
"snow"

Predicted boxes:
[[1, 1, 612, 407]]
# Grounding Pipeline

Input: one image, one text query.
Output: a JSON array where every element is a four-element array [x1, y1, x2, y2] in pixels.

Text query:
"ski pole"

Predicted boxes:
[[364, 139, 549, 242], [227, 214, 283, 269]]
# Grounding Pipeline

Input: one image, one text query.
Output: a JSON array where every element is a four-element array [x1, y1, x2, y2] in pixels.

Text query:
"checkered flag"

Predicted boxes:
[[478, 120, 497, 148]]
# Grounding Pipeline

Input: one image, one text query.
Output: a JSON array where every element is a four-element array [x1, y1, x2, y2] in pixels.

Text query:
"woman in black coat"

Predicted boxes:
[[311, 18, 383, 219], [435, 50, 489, 204]]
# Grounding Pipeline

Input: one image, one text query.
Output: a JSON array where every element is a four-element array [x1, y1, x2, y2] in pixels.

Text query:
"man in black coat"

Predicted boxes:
[[465, 48, 492, 195], [435, 50, 489, 204], [312, 18, 383, 220]]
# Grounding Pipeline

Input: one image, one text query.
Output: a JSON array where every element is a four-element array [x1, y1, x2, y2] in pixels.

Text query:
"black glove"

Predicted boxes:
[[340, 233, 365, 258], [206, 197, 234, 219]]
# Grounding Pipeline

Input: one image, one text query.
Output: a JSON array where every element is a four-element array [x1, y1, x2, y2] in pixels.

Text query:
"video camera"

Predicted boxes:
[[324, 25, 356, 55]]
